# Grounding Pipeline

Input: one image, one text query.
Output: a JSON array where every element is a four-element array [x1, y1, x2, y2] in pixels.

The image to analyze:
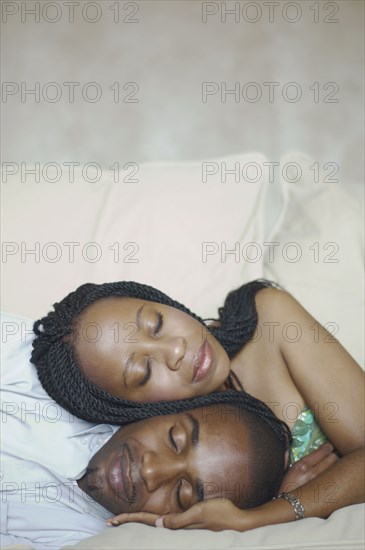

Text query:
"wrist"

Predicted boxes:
[[235, 498, 299, 531], [273, 492, 305, 520]]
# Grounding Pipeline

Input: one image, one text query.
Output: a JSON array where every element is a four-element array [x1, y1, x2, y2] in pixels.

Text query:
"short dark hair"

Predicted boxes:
[[238, 406, 286, 507], [188, 402, 287, 508]]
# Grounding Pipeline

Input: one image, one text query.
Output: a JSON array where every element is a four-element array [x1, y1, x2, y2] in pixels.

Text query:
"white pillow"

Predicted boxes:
[[2, 504, 364, 550], [61, 503, 365, 550], [263, 151, 364, 368], [1, 152, 269, 320]]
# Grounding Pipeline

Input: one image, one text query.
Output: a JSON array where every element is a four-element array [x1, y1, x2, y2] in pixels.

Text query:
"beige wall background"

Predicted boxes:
[[1, 0, 364, 185]]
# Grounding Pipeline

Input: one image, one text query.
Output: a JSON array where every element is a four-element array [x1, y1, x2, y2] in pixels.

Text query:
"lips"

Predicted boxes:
[[192, 339, 213, 382], [108, 444, 135, 504]]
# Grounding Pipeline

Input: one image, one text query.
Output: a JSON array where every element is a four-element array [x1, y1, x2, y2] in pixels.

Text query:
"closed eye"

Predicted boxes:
[[169, 426, 178, 452], [169, 431, 185, 510], [168, 426, 190, 511], [176, 479, 184, 511], [139, 358, 152, 386], [154, 313, 164, 336]]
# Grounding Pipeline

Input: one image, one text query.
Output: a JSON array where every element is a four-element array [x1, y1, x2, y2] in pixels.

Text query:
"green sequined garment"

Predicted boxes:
[[290, 408, 328, 464]]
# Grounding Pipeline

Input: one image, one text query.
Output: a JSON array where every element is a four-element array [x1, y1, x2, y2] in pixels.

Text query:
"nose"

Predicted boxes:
[[141, 450, 184, 492], [137, 336, 187, 372], [164, 336, 186, 371]]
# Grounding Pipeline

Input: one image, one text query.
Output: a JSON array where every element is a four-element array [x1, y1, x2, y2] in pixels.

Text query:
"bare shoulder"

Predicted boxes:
[[254, 286, 298, 322], [253, 286, 364, 454], [255, 286, 286, 307]]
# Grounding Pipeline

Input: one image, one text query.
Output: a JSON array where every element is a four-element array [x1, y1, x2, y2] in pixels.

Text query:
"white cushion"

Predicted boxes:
[[1, 152, 268, 320], [263, 151, 364, 368], [2, 503, 364, 550], [61, 503, 364, 550], [2, 153, 364, 550]]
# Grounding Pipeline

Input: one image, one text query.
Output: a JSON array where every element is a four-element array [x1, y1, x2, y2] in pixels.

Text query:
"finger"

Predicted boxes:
[[106, 512, 159, 527], [309, 451, 339, 478], [305, 443, 334, 465], [282, 452, 339, 492], [294, 443, 334, 468], [162, 510, 203, 530]]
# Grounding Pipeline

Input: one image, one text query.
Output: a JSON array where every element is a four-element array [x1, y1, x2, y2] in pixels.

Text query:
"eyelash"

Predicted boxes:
[[169, 428, 184, 510], [169, 426, 178, 451], [176, 480, 183, 510], [154, 312, 164, 335], [139, 313, 163, 386], [140, 358, 152, 386]]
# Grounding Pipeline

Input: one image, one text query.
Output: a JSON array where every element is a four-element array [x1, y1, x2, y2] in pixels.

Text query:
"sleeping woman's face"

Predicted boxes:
[[72, 297, 231, 402]]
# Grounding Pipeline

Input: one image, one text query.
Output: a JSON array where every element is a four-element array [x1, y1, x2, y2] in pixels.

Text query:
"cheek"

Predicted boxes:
[[138, 486, 174, 515], [210, 340, 230, 377], [76, 344, 123, 390], [147, 372, 193, 401], [88, 364, 124, 395]]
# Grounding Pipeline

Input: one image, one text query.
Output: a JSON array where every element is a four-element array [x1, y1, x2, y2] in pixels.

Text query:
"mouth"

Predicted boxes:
[[108, 443, 136, 505], [192, 339, 213, 383]]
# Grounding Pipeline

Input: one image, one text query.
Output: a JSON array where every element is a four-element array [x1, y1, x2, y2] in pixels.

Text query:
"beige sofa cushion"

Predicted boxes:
[[2, 152, 269, 320], [263, 152, 364, 368], [2, 153, 363, 550], [61, 503, 364, 550]]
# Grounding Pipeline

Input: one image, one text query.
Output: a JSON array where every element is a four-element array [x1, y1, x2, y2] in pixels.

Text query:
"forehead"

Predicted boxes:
[[188, 408, 252, 503], [78, 296, 145, 322], [76, 297, 193, 328], [167, 408, 251, 500], [73, 298, 153, 342], [119, 405, 250, 452], [192, 406, 250, 452], [138, 407, 250, 467]]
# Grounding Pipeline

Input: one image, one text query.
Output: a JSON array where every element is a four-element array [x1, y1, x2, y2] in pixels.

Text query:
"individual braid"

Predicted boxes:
[[207, 279, 281, 358]]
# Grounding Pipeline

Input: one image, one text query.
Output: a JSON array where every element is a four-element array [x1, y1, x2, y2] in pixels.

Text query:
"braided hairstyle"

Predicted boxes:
[[31, 279, 290, 448]]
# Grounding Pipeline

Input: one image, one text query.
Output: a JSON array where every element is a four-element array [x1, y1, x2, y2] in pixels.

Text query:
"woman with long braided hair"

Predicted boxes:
[[31, 279, 274, 424], [29, 279, 364, 531]]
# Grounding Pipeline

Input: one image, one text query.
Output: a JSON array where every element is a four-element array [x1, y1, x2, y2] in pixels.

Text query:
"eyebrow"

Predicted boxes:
[[186, 413, 199, 448], [185, 413, 205, 503], [135, 304, 144, 330], [123, 305, 144, 387]]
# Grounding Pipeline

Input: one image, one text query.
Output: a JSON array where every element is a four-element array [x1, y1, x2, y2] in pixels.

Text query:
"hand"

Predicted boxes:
[[107, 498, 246, 531], [280, 443, 338, 493]]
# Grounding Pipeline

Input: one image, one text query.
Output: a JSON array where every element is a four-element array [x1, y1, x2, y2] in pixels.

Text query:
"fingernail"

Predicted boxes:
[[111, 521, 119, 526], [155, 517, 164, 528]]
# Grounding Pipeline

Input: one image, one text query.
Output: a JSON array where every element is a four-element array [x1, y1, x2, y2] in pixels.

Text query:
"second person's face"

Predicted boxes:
[[78, 406, 253, 515], [72, 297, 231, 402]]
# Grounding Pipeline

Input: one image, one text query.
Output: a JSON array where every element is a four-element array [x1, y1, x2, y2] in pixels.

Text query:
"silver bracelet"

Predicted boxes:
[[273, 492, 305, 520]]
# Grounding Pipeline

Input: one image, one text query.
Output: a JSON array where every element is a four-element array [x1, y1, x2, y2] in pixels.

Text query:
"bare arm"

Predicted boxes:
[[246, 288, 364, 525], [255, 287, 364, 455]]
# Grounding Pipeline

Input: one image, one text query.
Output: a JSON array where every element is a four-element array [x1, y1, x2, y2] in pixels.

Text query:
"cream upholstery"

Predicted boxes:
[[1, 152, 364, 549]]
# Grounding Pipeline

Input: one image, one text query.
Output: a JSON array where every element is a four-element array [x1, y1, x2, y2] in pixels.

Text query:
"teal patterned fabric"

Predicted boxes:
[[290, 408, 328, 464]]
